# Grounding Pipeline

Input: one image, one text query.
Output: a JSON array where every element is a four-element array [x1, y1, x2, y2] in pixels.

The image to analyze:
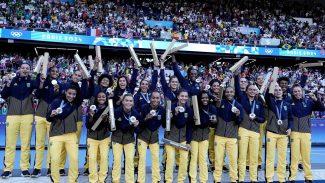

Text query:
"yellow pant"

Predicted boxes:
[[238, 127, 260, 182], [189, 140, 209, 183], [112, 142, 135, 183], [213, 135, 238, 182], [50, 133, 79, 183], [34, 116, 51, 169], [59, 121, 82, 170], [162, 147, 180, 167], [289, 132, 312, 181], [87, 138, 110, 183], [265, 131, 288, 182], [137, 139, 160, 183], [134, 140, 139, 168], [208, 128, 215, 167], [165, 142, 189, 183], [259, 121, 267, 165], [4, 115, 33, 171]]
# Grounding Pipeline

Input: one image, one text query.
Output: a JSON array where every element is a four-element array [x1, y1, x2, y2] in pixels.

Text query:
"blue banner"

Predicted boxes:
[[237, 27, 260, 35], [1, 29, 31, 40], [259, 47, 280, 56], [31, 31, 92, 45], [279, 49, 322, 57], [0, 28, 324, 59], [145, 20, 173, 29], [260, 38, 281, 46]]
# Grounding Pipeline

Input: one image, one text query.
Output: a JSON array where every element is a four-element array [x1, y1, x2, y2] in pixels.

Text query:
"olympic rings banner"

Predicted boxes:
[[0, 28, 324, 58]]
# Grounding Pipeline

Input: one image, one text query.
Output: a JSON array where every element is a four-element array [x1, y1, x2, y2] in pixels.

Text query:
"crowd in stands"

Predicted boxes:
[[0, 0, 324, 49], [0, 52, 324, 117]]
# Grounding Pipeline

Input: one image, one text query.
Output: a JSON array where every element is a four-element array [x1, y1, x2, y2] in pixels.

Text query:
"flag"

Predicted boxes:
[[281, 43, 292, 50], [86, 28, 101, 36]]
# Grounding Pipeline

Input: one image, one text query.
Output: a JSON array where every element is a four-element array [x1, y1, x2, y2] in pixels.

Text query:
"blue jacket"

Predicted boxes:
[[86, 105, 110, 140], [163, 102, 194, 144], [217, 99, 244, 123], [35, 79, 64, 117], [160, 69, 179, 102], [46, 98, 78, 137], [291, 98, 325, 133], [111, 106, 141, 144], [112, 68, 138, 107], [139, 103, 166, 132], [234, 75, 265, 123], [195, 104, 218, 129], [188, 104, 218, 142], [133, 69, 158, 111], [114, 106, 141, 133], [172, 62, 200, 96], [265, 92, 293, 134], [1, 75, 40, 115]]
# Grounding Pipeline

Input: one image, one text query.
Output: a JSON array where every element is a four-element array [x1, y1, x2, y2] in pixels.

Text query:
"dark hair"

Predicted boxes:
[[63, 84, 80, 105], [245, 84, 257, 92], [198, 91, 209, 107], [94, 91, 108, 106], [98, 74, 113, 87], [47, 67, 59, 80], [187, 66, 198, 79], [177, 88, 188, 96], [122, 93, 133, 101], [150, 90, 161, 98], [116, 75, 129, 90], [209, 79, 221, 86], [277, 76, 290, 83]]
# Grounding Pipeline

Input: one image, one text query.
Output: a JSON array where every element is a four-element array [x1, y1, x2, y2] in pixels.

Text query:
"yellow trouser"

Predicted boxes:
[[87, 137, 110, 183], [259, 121, 267, 165], [289, 132, 312, 181], [134, 139, 139, 168], [34, 116, 51, 169], [4, 114, 33, 171], [265, 131, 288, 183], [238, 127, 260, 182], [213, 135, 238, 182], [162, 147, 180, 167], [189, 140, 209, 183], [137, 139, 160, 183], [208, 128, 215, 167], [112, 142, 135, 183], [50, 133, 79, 183], [59, 121, 82, 170], [165, 142, 189, 183]]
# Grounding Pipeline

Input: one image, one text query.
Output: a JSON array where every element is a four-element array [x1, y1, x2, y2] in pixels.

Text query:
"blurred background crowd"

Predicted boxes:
[[0, 0, 324, 49]]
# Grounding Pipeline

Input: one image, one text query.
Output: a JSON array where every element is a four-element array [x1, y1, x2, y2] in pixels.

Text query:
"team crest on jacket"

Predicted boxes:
[[157, 115, 161, 120], [284, 106, 287, 110], [45, 86, 49, 89], [221, 105, 224, 108], [14, 83, 17, 86], [27, 83, 31, 87], [256, 105, 259, 109], [118, 118, 122, 121], [184, 113, 188, 118]]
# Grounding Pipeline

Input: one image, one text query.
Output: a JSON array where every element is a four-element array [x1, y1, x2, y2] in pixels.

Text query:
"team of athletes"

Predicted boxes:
[[1, 54, 324, 183]]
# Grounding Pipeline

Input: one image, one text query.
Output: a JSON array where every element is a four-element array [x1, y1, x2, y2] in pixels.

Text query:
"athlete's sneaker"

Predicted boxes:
[[47, 169, 51, 176], [21, 170, 31, 177], [59, 169, 66, 176], [83, 168, 89, 176], [31, 169, 41, 178], [1, 171, 12, 179]]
